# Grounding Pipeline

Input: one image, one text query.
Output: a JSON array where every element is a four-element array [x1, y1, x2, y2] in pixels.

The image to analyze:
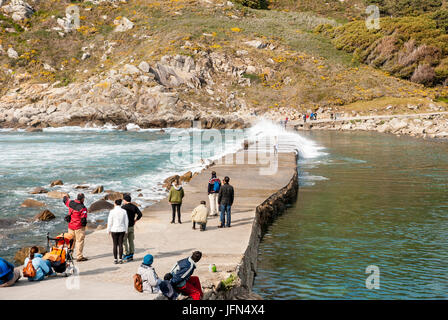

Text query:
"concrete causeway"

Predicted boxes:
[[2, 151, 297, 300]]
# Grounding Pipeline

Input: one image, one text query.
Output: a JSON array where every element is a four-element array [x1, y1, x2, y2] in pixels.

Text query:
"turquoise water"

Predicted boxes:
[[253, 131, 448, 299]]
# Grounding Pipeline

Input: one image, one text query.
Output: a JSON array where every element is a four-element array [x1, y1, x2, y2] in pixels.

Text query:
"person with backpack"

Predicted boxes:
[[136, 254, 162, 294], [218, 176, 234, 228], [207, 171, 221, 216], [122, 194, 142, 262], [191, 200, 209, 231], [107, 199, 129, 264], [170, 251, 203, 300], [168, 179, 184, 224], [63, 193, 88, 262], [0, 257, 21, 287], [23, 246, 53, 281]]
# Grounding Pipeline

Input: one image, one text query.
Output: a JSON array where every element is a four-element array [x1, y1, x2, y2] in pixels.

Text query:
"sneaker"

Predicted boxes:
[[178, 221, 182, 224], [114, 259, 118, 264], [119, 259, 123, 264], [218, 225, 224, 228], [127, 255, 134, 262], [170, 221, 175, 224], [77, 257, 88, 262]]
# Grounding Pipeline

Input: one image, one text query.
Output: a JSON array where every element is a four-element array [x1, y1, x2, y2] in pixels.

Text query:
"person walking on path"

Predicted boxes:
[[107, 199, 129, 264], [207, 171, 221, 216], [218, 176, 234, 228], [23, 247, 53, 281], [122, 194, 142, 262], [169, 179, 184, 224], [170, 251, 203, 300], [191, 201, 210, 231], [63, 193, 88, 262], [0, 257, 20, 287]]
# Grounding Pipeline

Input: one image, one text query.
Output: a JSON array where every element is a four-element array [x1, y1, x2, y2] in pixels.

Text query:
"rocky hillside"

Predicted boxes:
[[0, 0, 448, 130]]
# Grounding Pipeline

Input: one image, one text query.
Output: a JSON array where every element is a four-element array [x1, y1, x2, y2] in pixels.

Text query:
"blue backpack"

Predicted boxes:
[[213, 180, 221, 192]]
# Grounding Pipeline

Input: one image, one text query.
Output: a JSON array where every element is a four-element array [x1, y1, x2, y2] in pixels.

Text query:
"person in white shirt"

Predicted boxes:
[[107, 199, 129, 264]]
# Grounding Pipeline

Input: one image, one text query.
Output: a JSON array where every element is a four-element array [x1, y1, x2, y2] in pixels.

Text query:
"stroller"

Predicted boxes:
[[44, 232, 76, 277]]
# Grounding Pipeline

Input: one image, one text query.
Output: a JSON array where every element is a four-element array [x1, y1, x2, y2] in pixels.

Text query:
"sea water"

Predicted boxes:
[[0, 120, 321, 264]]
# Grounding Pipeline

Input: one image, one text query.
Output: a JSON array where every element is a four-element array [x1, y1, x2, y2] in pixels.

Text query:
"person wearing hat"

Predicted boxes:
[[137, 254, 163, 294]]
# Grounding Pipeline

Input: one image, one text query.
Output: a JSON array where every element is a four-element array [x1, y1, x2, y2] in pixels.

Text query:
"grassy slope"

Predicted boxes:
[[0, 0, 447, 115]]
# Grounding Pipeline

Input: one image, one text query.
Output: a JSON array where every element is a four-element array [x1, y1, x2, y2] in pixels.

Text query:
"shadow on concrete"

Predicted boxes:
[[80, 267, 119, 276], [155, 248, 196, 259], [88, 248, 147, 260]]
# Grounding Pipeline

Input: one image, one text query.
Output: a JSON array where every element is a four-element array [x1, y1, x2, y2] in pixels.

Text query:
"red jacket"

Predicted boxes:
[[63, 196, 87, 230]]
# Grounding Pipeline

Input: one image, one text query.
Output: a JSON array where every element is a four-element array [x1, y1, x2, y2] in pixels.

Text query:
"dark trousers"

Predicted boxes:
[[220, 204, 232, 227], [111, 232, 125, 260], [193, 221, 206, 230], [171, 203, 181, 222]]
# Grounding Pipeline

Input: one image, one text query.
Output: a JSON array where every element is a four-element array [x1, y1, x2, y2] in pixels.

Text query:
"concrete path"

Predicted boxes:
[[288, 111, 448, 128], [1, 151, 297, 299]]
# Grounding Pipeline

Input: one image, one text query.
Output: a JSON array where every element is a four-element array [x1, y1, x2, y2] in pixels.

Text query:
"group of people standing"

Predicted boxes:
[[167, 170, 234, 230]]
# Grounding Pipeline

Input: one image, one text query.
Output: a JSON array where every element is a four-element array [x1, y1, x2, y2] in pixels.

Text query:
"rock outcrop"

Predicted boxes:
[[20, 199, 45, 207], [14, 246, 47, 265], [88, 199, 114, 212], [34, 209, 55, 221]]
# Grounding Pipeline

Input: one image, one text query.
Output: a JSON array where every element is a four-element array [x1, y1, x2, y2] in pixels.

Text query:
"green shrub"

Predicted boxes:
[[366, 0, 443, 17], [231, 0, 268, 9]]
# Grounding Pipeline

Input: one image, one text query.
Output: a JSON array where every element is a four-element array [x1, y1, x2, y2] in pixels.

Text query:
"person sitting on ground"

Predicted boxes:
[[191, 201, 210, 231], [168, 179, 184, 224], [107, 199, 129, 264], [122, 194, 142, 262], [137, 254, 162, 294], [23, 246, 53, 281], [169, 251, 203, 300], [0, 257, 21, 287]]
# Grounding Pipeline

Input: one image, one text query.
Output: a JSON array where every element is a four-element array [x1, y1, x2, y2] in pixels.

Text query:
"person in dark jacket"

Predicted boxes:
[[0, 257, 20, 287], [63, 193, 88, 262], [218, 176, 234, 228], [207, 171, 221, 217], [170, 251, 203, 300], [122, 194, 142, 262]]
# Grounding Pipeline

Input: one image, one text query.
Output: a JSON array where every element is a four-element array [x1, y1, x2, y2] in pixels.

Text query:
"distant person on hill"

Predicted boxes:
[[170, 251, 203, 300], [23, 246, 53, 281], [0, 257, 20, 287], [122, 194, 142, 262], [207, 171, 221, 217], [303, 114, 306, 123], [191, 200, 210, 231], [274, 136, 279, 155], [218, 176, 234, 228], [169, 179, 184, 224], [285, 117, 289, 128], [63, 193, 88, 262], [107, 199, 129, 264]]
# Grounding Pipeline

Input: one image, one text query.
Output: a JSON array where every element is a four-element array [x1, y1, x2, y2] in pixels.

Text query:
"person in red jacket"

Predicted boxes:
[[63, 193, 88, 262]]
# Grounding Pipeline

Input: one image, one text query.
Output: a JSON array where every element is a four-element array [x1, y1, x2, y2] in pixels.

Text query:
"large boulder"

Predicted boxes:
[[47, 191, 67, 199], [14, 246, 47, 265], [20, 199, 45, 207], [162, 175, 180, 190], [88, 199, 114, 213], [92, 186, 104, 194], [29, 187, 48, 194], [2, 1, 35, 21], [34, 209, 55, 221], [103, 192, 124, 201], [179, 171, 193, 183], [114, 16, 134, 32], [50, 179, 63, 187]]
